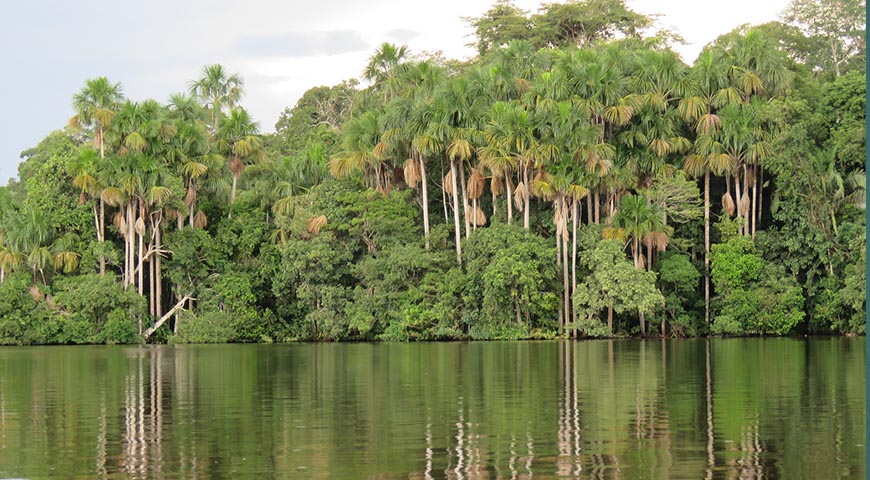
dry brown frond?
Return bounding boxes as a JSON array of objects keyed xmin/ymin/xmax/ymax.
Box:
[
  {"xmin": 722, "ymin": 193, "xmax": 736, "ymax": 217},
  {"xmin": 403, "ymin": 158, "xmax": 420, "ymax": 188},
  {"xmin": 490, "ymin": 175, "xmax": 503, "ymax": 196},
  {"xmin": 443, "ymin": 173, "xmax": 454, "ymax": 196},
  {"xmin": 513, "ymin": 182, "xmax": 526, "ymax": 211},
  {"xmin": 194, "ymin": 210, "xmax": 208, "ymax": 229},
  {"xmin": 307, "ymin": 215, "xmax": 328, "ymax": 234},
  {"xmin": 468, "ymin": 168, "xmax": 485, "ymax": 200}
]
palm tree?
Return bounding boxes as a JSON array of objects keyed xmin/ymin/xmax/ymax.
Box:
[
  {"xmin": 482, "ymin": 101, "xmax": 537, "ymax": 229},
  {"xmin": 165, "ymin": 104, "xmax": 218, "ymax": 228},
  {"xmin": 189, "ymin": 64, "xmax": 245, "ymax": 132},
  {"xmin": 679, "ymin": 48, "xmax": 735, "ymax": 326},
  {"xmin": 363, "ymin": 43, "xmax": 410, "ymax": 104},
  {"xmin": 4, "ymin": 208, "xmax": 74, "ymax": 285},
  {"xmin": 216, "ymin": 108, "xmax": 264, "ymax": 210},
  {"xmin": 71, "ymin": 77, "xmax": 124, "ymax": 159},
  {"xmin": 70, "ymin": 77, "xmax": 124, "ymax": 275},
  {"xmin": 329, "ymin": 110, "xmax": 385, "ymax": 189},
  {"xmin": 604, "ymin": 194, "xmax": 671, "ymax": 335}
]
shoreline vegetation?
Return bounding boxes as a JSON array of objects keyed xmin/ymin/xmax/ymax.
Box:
[{"xmin": 0, "ymin": 0, "xmax": 864, "ymax": 345}]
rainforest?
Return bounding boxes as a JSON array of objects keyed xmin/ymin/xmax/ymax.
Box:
[{"xmin": 0, "ymin": 0, "xmax": 865, "ymax": 345}]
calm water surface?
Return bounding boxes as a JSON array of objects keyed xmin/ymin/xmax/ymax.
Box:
[{"xmin": 0, "ymin": 338, "xmax": 864, "ymax": 479}]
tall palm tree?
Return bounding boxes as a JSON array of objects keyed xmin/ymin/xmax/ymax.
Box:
[
  {"xmin": 483, "ymin": 101, "xmax": 537, "ymax": 229},
  {"xmin": 216, "ymin": 108, "xmax": 264, "ymax": 210},
  {"xmin": 679, "ymin": 48, "xmax": 734, "ymax": 326},
  {"xmin": 189, "ymin": 64, "xmax": 245, "ymax": 132},
  {"xmin": 363, "ymin": 43, "xmax": 410, "ymax": 104},
  {"xmin": 604, "ymin": 194, "xmax": 671, "ymax": 335},
  {"xmin": 329, "ymin": 110, "xmax": 385, "ymax": 189},
  {"xmin": 70, "ymin": 77, "xmax": 124, "ymax": 275}
]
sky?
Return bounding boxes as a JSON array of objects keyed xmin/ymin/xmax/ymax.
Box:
[{"xmin": 1, "ymin": 0, "xmax": 791, "ymax": 185}]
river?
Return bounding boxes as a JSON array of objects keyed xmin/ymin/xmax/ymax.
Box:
[{"xmin": 0, "ymin": 338, "xmax": 864, "ymax": 479}]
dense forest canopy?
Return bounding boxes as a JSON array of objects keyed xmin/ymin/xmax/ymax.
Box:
[{"xmin": 0, "ymin": 0, "xmax": 864, "ymax": 344}]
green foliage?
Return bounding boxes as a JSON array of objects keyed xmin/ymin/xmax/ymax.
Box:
[
  {"xmin": 656, "ymin": 252, "xmax": 702, "ymax": 336},
  {"xmin": 573, "ymin": 239, "xmax": 664, "ymax": 336},
  {"xmin": 466, "ymin": 0, "xmax": 653, "ymax": 56},
  {"xmin": 711, "ymin": 238, "xmax": 805, "ymax": 335},
  {"xmin": 463, "ymin": 224, "xmax": 560, "ymax": 334},
  {"xmin": 51, "ymin": 274, "xmax": 146, "ymax": 344},
  {"xmin": 0, "ymin": 1, "xmax": 865, "ymax": 344}
]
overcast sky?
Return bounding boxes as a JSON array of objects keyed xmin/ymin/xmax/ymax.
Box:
[{"xmin": 1, "ymin": 0, "xmax": 791, "ymax": 184}]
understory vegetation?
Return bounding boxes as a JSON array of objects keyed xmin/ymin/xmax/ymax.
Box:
[{"xmin": 0, "ymin": 0, "xmax": 864, "ymax": 344}]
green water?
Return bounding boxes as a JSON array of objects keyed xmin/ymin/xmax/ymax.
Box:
[{"xmin": 0, "ymin": 338, "xmax": 864, "ymax": 479}]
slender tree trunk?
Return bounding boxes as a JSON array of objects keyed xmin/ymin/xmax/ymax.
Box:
[
  {"xmin": 492, "ymin": 190, "xmax": 497, "ymax": 220},
  {"xmin": 156, "ymin": 219, "xmax": 163, "ymax": 318},
  {"xmin": 742, "ymin": 165, "xmax": 750, "ymax": 235},
  {"xmin": 126, "ymin": 203, "xmax": 135, "ymax": 289},
  {"xmin": 98, "ymin": 198, "xmax": 106, "ymax": 276},
  {"xmin": 733, "ymin": 172, "xmax": 743, "ymax": 234},
  {"xmin": 725, "ymin": 174, "xmax": 732, "ymax": 216},
  {"xmin": 646, "ymin": 240, "xmax": 653, "ymax": 271},
  {"xmin": 594, "ymin": 188, "xmax": 600, "ymax": 224},
  {"xmin": 472, "ymin": 198, "xmax": 478, "ymax": 232},
  {"xmin": 751, "ymin": 165, "xmax": 757, "ymax": 238},
  {"xmin": 758, "ymin": 165, "xmax": 764, "ymax": 230},
  {"xmin": 420, "ymin": 157, "xmax": 430, "ymax": 251},
  {"xmin": 586, "ymin": 195, "xmax": 593, "ymax": 225},
  {"xmin": 459, "ymin": 160, "xmax": 470, "ymax": 239},
  {"xmin": 138, "ymin": 202, "xmax": 145, "ymax": 296},
  {"xmin": 561, "ymin": 199, "xmax": 570, "ymax": 336},
  {"xmin": 704, "ymin": 169, "xmax": 711, "ymax": 326},
  {"xmin": 229, "ymin": 173, "xmax": 238, "ymax": 218},
  {"xmin": 441, "ymin": 161, "xmax": 449, "ymax": 226},
  {"xmin": 523, "ymin": 163, "xmax": 530, "ymax": 230},
  {"xmin": 450, "ymin": 158, "xmax": 462, "ymax": 266},
  {"xmin": 174, "ymin": 291, "xmax": 181, "ymax": 334},
  {"xmin": 571, "ymin": 198, "xmax": 578, "ymax": 328},
  {"xmin": 632, "ymin": 237, "xmax": 640, "ymax": 269},
  {"xmin": 505, "ymin": 175, "xmax": 513, "ymax": 224},
  {"xmin": 556, "ymin": 213, "xmax": 563, "ymax": 333},
  {"xmin": 189, "ymin": 186, "xmax": 195, "ymax": 228},
  {"xmin": 607, "ymin": 306, "xmax": 613, "ymax": 335},
  {"xmin": 149, "ymin": 252, "xmax": 155, "ymax": 317}
]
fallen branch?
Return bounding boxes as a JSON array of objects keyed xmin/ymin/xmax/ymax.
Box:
[{"xmin": 143, "ymin": 295, "xmax": 193, "ymax": 339}]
